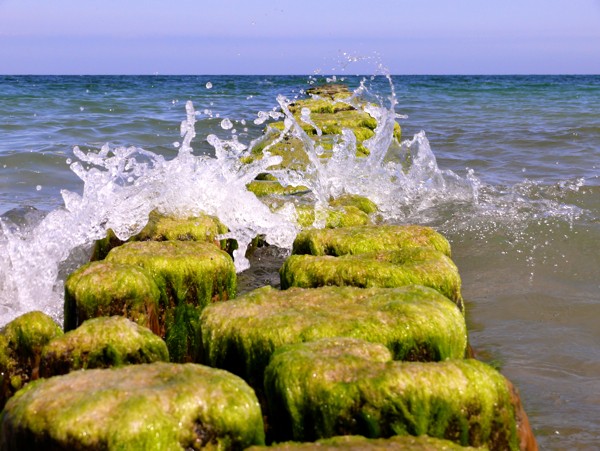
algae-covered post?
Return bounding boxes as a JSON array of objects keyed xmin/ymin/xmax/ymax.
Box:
[
  {"xmin": 105, "ymin": 240, "xmax": 236, "ymax": 363},
  {"xmin": 264, "ymin": 338, "xmax": 527, "ymax": 449},
  {"xmin": 0, "ymin": 311, "xmax": 62, "ymax": 410},
  {"xmin": 0, "ymin": 82, "xmax": 539, "ymax": 450},
  {"xmin": 0, "ymin": 362, "xmax": 265, "ymax": 450},
  {"xmin": 39, "ymin": 316, "xmax": 169, "ymax": 377},
  {"xmin": 200, "ymin": 285, "xmax": 467, "ymax": 388},
  {"xmin": 280, "ymin": 247, "xmax": 463, "ymax": 308}
]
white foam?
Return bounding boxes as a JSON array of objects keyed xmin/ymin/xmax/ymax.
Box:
[{"xmin": 0, "ymin": 100, "xmax": 297, "ymax": 326}]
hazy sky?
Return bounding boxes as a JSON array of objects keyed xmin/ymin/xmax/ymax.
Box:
[{"xmin": 1, "ymin": 0, "xmax": 599, "ymax": 74}]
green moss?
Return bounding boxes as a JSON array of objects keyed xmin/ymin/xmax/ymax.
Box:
[
  {"xmin": 329, "ymin": 195, "xmax": 378, "ymax": 215},
  {"xmin": 90, "ymin": 228, "xmax": 124, "ymax": 261},
  {"xmin": 296, "ymin": 205, "xmax": 371, "ymax": 229},
  {"xmin": 393, "ymin": 121, "xmax": 402, "ymax": 142},
  {"xmin": 200, "ymin": 286, "xmax": 466, "ymax": 389},
  {"xmin": 39, "ymin": 316, "xmax": 169, "ymax": 377},
  {"xmin": 0, "ymin": 311, "xmax": 63, "ymax": 409},
  {"xmin": 0, "ymin": 362, "xmax": 265, "ymax": 450},
  {"xmin": 280, "ymin": 248, "xmax": 463, "ymax": 310},
  {"xmin": 106, "ymin": 241, "xmax": 236, "ymax": 362},
  {"xmin": 64, "ymin": 261, "xmax": 161, "ymax": 333},
  {"xmin": 310, "ymin": 110, "xmax": 378, "ymax": 131},
  {"xmin": 288, "ymin": 97, "xmax": 354, "ymax": 115},
  {"xmin": 91, "ymin": 211, "xmax": 233, "ymax": 261},
  {"xmin": 134, "ymin": 210, "xmax": 230, "ymax": 248},
  {"xmin": 247, "ymin": 180, "xmax": 309, "ymax": 197},
  {"xmin": 244, "ymin": 86, "xmax": 402, "ymax": 170},
  {"xmin": 105, "ymin": 241, "xmax": 236, "ymax": 308},
  {"xmin": 248, "ymin": 434, "xmax": 478, "ymax": 450},
  {"xmin": 291, "ymin": 225, "xmax": 452, "ymax": 257},
  {"xmin": 304, "ymin": 84, "xmax": 352, "ymax": 100},
  {"xmin": 264, "ymin": 338, "xmax": 519, "ymax": 449}
]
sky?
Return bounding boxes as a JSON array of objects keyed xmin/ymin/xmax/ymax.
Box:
[{"xmin": 0, "ymin": 0, "xmax": 599, "ymax": 75}]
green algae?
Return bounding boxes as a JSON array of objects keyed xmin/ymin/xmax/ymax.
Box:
[
  {"xmin": 92, "ymin": 211, "xmax": 233, "ymax": 261},
  {"xmin": 90, "ymin": 228, "xmax": 125, "ymax": 261},
  {"xmin": 291, "ymin": 225, "xmax": 452, "ymax": 257},
  {"xmin": 39, "ymin": 316, "xmax": 169, "ymax": 377},
  {"xmin": 105, "ymin": 241, "xmax": 236, "ymax": 309},
  {"xmin": 295, "ymin": 205, "xmax": 371, "ymax": 229},
  {"xmin": 247, "ymin": 434, "xmax": 479, "ymax": 450},
  {"xmin": 264, "ymin": 338, "xmax": 518, "ymax": 449},
  {"xmin": 244, "ymin": 84, "xmax": 402, "ymax": 169},
  {"xmin": 200, "ymin": 286, "xmax": 467, "ymax": 389},
  {"xmin": 304, "ymin": 84, "xmax": 354, "ymax": 100},
  {"xmin": 64, "ymin": 260, "xmax": 161, "ymax": 333},
  {"xmin": 134, "ymin": 211, "xmax": 228, "ymax": 243},
  {"xmin": 0, "ymin": 362, "xmax": 265, "ymax": 450},
  {"xmin": 247, "ymin": 180, "xmax": 309, "ymax": 197},
  {"xmin": 0, "ymin": 311, "xmax": 63, "ymax": 409},
  {"xmin": 329, "ymin": 194, "xmax": 379, "ymax": 215},
  {"xmin": 105, "ymin": 241, "xmax": 236, "ymax": 362},
  {"xmin": 280, "ymin": 247, "xmax": 463, "ymax": 310}
]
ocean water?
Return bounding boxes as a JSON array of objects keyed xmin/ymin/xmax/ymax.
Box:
[{"xmin": 0, "ymin": 74, "xmax": 599, "ymax": 448}]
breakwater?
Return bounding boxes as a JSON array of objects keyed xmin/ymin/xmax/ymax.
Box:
[{"xmin": 0, "ymin": 83, "xmax": 539, "ymax": 449}]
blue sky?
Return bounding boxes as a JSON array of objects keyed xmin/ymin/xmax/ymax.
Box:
[{"xmin": 1, "ymin": 0, "xmax": 599, "ymax": 74}]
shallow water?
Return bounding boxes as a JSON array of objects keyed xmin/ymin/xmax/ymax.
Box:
[{"xmin": 0, "ymin": 74, "xmax": 599, "ymax": 448}]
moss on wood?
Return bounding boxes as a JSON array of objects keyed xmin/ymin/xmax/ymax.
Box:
[
  {"xmin": 0, "ymin": 311, "xmax": 62, "ymax": 409},
  {"xmin": 280, "ymin": 247, "xmax": 463, "ymax": 310},
  {"xmin": 200, "ymin": 286, "xmax": 466, "ymax": 389},
  {"xmin": 105, "ymin": 241, "xmax": 236, "ymax": 363},
  {"xmin": 264, "ymin": 338, "xmax": 519, "ymax": 449},
  {"xmin": 64, "ymin": 260, "xmax": 161, "ymax": 332},
  {"xmin": 291, "ymin": 225, "xmax": 451, "ymax": 257},
  {"xmin": 248, "ymin": 434, "xmax": 478, "ymax": 450},
  {"xmin": 0, "ymin": 362, "xmax": 265, "ymax": 450},
  {"xmin": 39, "ymin": 316, "xmax": 169, "ymax": 377},
  {"xmin": 91, "ymin": 211, "xmax": 233, "ymax": 261}
]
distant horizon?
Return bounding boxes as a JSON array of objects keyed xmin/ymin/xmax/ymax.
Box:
[
  {"xmin": 2, "ymin": 0, "xmax": 599, "ymax": 75},
  {"xmin": 2, "ymin": 73, "xmax": 599, "ymax": 77}
]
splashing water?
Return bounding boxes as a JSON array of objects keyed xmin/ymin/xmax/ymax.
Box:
[
  {"xmin": 0, "ymin": 74, "xmax": 591, "ymax": 327},
  {"xmin": 263, "ymin": 74, "xmax": 479, "ymax": 226},
  {"xmin": 0, "ymin": 100, "xmax": 297, "ymax": 325}
]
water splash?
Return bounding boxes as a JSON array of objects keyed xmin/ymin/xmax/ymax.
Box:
[
  {"xmin": 0, "ymin": 100, "xmax": 297, "ymax": 325},
  {"xmin": 0, "ymin": 74, "xmax": 592, "ymax": 328},
  {"xmin": 263, "ymin": 74, "xmax": 478, "ymax": 225}
]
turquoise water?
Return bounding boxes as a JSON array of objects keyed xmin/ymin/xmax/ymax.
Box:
[{"xmin": 1, "ymin": 75, "xmax": 599, "ymax": 448}]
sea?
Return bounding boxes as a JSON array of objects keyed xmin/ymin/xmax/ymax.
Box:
[{"xmin": 0, "ymin": 74, "xmax": 599, "ymax": 449}]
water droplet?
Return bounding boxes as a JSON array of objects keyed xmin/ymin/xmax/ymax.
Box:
[
  {"xmin": 79, "ymin": 106, "xmax": 84, "ymax": 112},
  {"xmin": 254, "ymin": 111, "xmax": 269, "ymax": 125},
  {"xmin": 66, "ymin": 158, "xmax": 72, "ymax": 165},
  {"xmin": 173, "ymin": 142, "xmax": 181, "ymax": 148},
  {"xmin": 206, "ymin": 82, "xmax": 213, "ymax": 89},
  {"xmin": 36, "ymin": 185, "xmax": 42, "ymax": 191}
]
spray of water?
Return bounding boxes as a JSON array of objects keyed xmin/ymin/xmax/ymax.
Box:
[
  {"xmin": 264, "ymin": 73, "xmax": 478, "ymax": 226},
  {"xmin": 0, "ymin": 70, "xmax": 590, "ymax": 327},
  {"xmin": 0, "ymin": 100, "xmax": 298, "ymax": 325}
]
